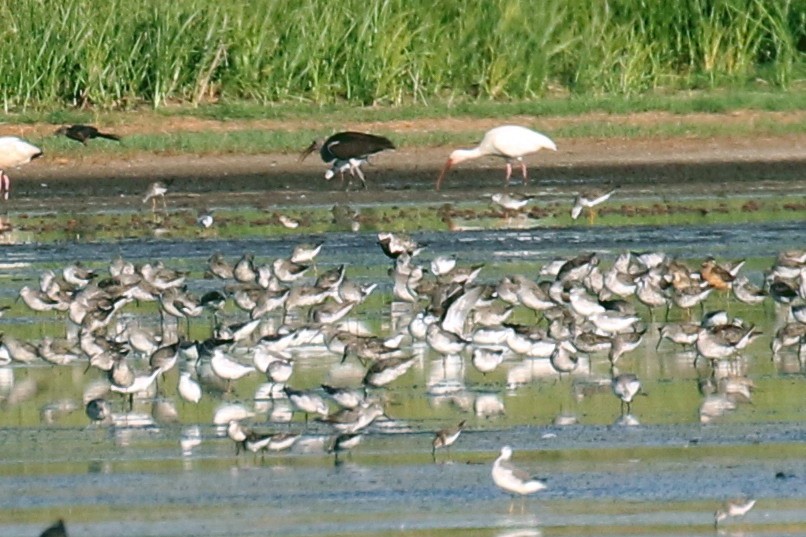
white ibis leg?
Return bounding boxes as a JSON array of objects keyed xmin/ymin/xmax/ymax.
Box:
[
  {"xmin": 161, "ymin": 194, "xmax": 167, "ymax": 211},
  {"xmin": 520, "ymin": 160, "xmax": 528, "ymax": 184},
  {"xmin": 504, "ymin": 162, "xmax": 513, "ymax": 185}
]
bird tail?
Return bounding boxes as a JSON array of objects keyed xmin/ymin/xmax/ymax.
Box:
[{"xmin": 98, "ymin": 132, "xmax": 122, "ymax": 142}]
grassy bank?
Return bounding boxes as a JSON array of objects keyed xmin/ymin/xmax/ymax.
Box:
[
  {"xmin": 1, "ymin": 0, "xmax": 803, "ymax": 110},
  {"xmin": 6, "ymin": 90, "xmax": 806, "ymax": 158}
]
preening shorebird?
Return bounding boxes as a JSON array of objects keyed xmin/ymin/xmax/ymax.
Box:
[
  {"xmin": 300, "ymin": 131, "xmax": 395, "ymax": 189},
  {"xmin": 491, "ymin": 445, "xmax": 546, "ymax": 511},
  {"xmin": 436, "ymin": 125, "xmax": 556, "ymax": 191}
]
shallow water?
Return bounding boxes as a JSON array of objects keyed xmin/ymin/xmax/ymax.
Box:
[{"xmin": 0, "ymin": 173, "xmax": 805, "ymax": 537}]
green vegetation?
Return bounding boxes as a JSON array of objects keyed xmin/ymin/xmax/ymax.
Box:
[{"xmin": 1, "ymin": 0, "xmax": 803, "ymax": 110}]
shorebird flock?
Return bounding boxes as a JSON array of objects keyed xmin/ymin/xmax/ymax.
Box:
[{"xmin": 2, "ymin": 228, "xmax": 804, "ymax": 518}]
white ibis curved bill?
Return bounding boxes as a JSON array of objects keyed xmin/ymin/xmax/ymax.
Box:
[
  {"xmin": 300, "ymin": 131, "xmax": 395, "ymax": 189},
  {"xmin": 435, "ymin": 125, "xmax": 556, "ymax": 191},
  {"xmin": 0, "ymin": 136, "xmax": 43, "ymax": 200}
]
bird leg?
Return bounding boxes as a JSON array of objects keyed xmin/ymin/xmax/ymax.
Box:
[
  {"xmin": 504, "ymin": 162, "xmax": 513, "ymax": 185},
  {"xmin": 353, "ymin": 165, "xmax": 367, "ymax": 190},
  {"xmin": 519, "ymin": 160, "xmax": 528, "ymax": 184}
]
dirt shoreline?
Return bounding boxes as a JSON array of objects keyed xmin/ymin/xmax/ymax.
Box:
[{"xmin": 4, "ymin": 126, "xmax": 804, "ymax": 209}]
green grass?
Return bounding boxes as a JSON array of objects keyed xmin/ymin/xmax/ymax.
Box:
[
  {"xmin": 0, "ymin": 0, "xmax": 803, "ymax": 110},
  {"xmin": 11, "ymin": 89, "xmax": 806, "ymax": 158}
]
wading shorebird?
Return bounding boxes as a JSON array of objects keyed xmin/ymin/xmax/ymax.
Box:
[
  {"xmin": 143, "ymin": 181, "xmax": 168, "ymax": 213},
  {"xmin": 571, "ymin": 186, "xmax": 619, "ymax": 224},
  {"xmin": 436, "ymin": 125, "xmax": 556, "ymax": 191},
  {"xmin": 300, "ymin": 131, "xmax": 395, "ymax": 189},
  {"xmin": 432, "ymin": 420, "xmax": 466, "ymax": 461},
  {"xmin": 611, "ymin": 373, "xmax": 643, "ymax": 415}
]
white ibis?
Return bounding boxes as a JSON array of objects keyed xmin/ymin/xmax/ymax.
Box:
[
  {"xmin": 436, "ymin": 125, "xmax": 556, "ymax": 191},
  {"xmin": 0, "ymin": 136, "xmax": 43, "ymax": 200},
  {"xmin": 300, "ymin": 131, "xmax": 395, "ymax": 189}
]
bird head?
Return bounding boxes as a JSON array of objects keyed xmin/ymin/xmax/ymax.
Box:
[
  {"xmin": 299, "ymin": 140, "xmax": 321, "ymax": 162},
  {"xmin": 499, "ymin": 445, "xmax": 513, "ymax": 459},
  {"xmin": 435, "ymin": 150, "xmax": 468, "ymax": 191}
]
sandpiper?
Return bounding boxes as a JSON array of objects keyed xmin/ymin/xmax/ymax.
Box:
[
  {"xmin": 321, "ymin": 384, "xmax": 364, "ymax": 410},
  {"xmin": 471, "ymin": 347, "xmax": 506, "ymax": 374},
  {"xmin": 611, "ymin": 373, "xmax": 643, "ymax": 414},
  {"xmin": 283, "ymin": 386, "xmax": 329, "ymax": 423},
  {"xmin": 227, "ymin": 419, "xmax": 249, "ymax": 455},
  {"xmin": 432, "ymin": 420, "xmax": 466, "ymax": 461},
  {"xmin": 210, "ymin": 347, "xmax": 256, "ymax": 389},
  {"xmin": 110, "ymin": 367, "xmax": 161, "ymax": 409},
  {"xmin": 178, "ymin": 371, "xmax": 202, "ymax": 404},
  {"xmin": 491, "ymin": 192, "xmax": 535, "ymax": 212},
  {"xmin": 320, "ymin": 402, "xmax": 385, "ymax": 434},
  {"xmin": 143, "ymin": 181, "xmax": 168, "ymax": 213},
  {"xmin": 700, "ymin": 257, "xmax": 737, "ymax": 291},
  {"xmin": 362, "ymin": 355, "xmax": 417, "ymax": 388}
]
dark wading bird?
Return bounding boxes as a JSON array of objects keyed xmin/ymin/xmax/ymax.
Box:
[
  {"xmin": 300, "ymin": 131, "xmax": 395, "ymax": 190},
  {"xmin": 55, "ymin": 124, "xmax": 121, "ymax": 145}
]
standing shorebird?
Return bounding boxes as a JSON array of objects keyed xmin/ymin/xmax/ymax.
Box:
[
  {"xmin": 491, "ymin": 192, "xmax": 535, "ymax": 212},
  {"xmin": 492, "ymin": 446, "xmax": 546, "ymax": 511},
  {"xmin": 435, "ymin": 125, "xmax": 556, "ymax": 191},
  {"xmin": 611, "ymin": 373, "xmax": 643, "ymax": 415},
  {"xmin": 0, "ymin": 136, "xmax": 43, "ymax": 200},
  {"xmin": 571, "ymin": 186, "xmax": 619, "ymax": 224},
  {"xmin": 143, "ymin": 181, "xmax": 168, "ymax": 213},
  {"xmin": 432, "ymin": 420, "xmax": 466, "ymax": 461},
  {"xmin": 55, "ymin": 124, "xmax": 121, "ymax": 145},
  {"xmin": 300, "ymin": 131, "xmax": 395, "ymax": 189}
]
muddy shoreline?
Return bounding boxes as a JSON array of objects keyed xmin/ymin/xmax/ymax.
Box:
[{"xmin": 9, "ymin": 136, "xmax": 806, "ymax": 205}]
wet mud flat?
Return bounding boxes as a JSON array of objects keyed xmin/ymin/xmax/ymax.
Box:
[
  {"xmin": 9, "ymin": 134, "xmax": 806, "ymax": 203},
  {"xmin": 0, "ymin": 142, "xmax": 805, "ymax": 537}
]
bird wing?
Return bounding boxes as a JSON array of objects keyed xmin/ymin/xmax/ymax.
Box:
[
  {"xmin": 325, "ymin": 133, "xmax": 395, "ymax": 160},
  {"xmin": 440, "ymin": 285, "xmax": 483, "ymax": 336}
]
